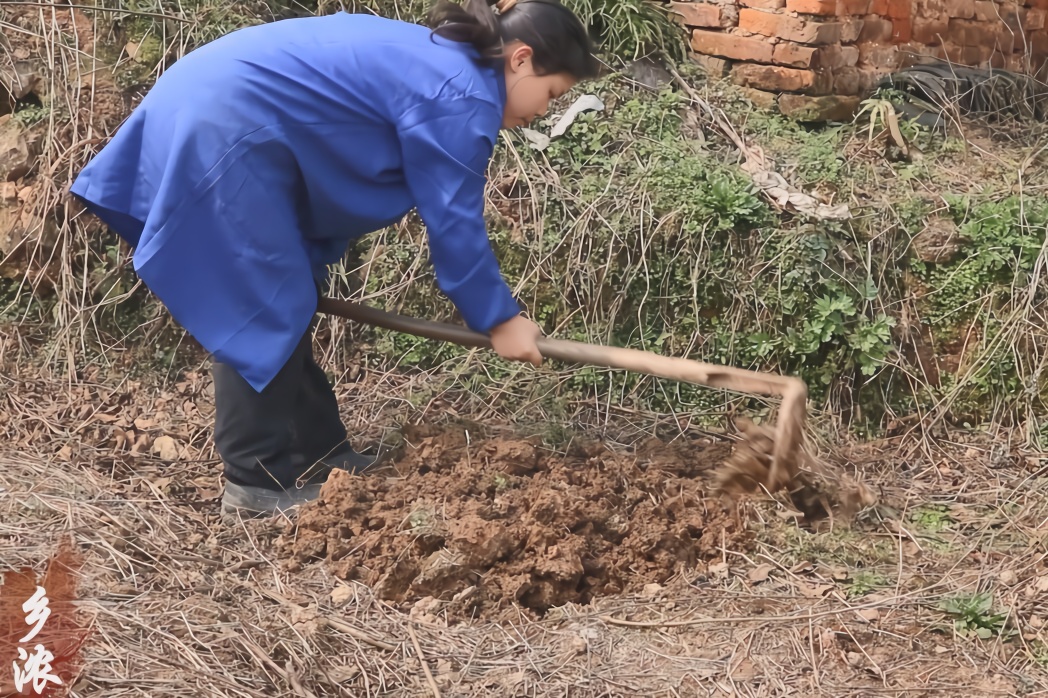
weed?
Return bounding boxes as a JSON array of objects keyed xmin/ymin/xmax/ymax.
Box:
[
  {"xmin": 938, "ymin": 592, "xmax": 1011, "ymax": 640},
  {"xmin": 492, "ymin": 473, "xmax": 516, "ymax": 492},
  {"xmin": 911, "ymin": 504, "xmax": 954, "ymax": 533},
  {"xmin": 845, "ymin": 570, "xmax": 890, "ymax": 598}
]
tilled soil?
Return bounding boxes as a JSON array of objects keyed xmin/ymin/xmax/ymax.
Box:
[{"xmin": 282, "ymin": 425, "xmax": 750, "ymax": 617}]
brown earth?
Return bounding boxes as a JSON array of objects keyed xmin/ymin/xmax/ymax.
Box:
[{"xmin": 282, "ymin": 424, "xmax": 750, "ymax": 617}]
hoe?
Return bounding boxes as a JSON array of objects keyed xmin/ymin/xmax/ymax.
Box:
[{"xmin": 318, "ymin": 297, "xmax": 809, "ymax": 495}]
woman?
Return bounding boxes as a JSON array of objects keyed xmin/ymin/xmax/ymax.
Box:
[{"xmin": 69, "ymin": 0, "xmax": 598, "ymax": 515}]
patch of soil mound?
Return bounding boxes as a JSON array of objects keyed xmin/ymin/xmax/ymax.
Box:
[{"xmin": 282, "ymin": 425, "xmax": 749, "ymax": 616}]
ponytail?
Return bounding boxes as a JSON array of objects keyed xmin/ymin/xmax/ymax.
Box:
[
  {"xmin": 428, "ymin": 0, "xmax": 503, "ymax": 59},
  {"xmin": 429, "ymin": 0, "xmax": 599, "ymax": 80}
]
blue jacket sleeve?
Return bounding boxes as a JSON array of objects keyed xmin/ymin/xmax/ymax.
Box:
[{"xmin": 396, "ymin": 96, "xmax": 521, "ymax": 333}]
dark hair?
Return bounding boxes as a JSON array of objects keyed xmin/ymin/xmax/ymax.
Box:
[{"xmin": 428, "ymin": 0, "xmax": 599, "ymax": 80}]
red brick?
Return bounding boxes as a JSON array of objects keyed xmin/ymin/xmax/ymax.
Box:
[
  {"xmin": 778, "ymin": 93, "xmax": 862, "ymax": 120},
  {"xmin": 893, "ymin": 17, "xmax": 912, "ymax": 41},
  {"xmin": 691, "ymin": 53, "xmax": 732, "ymax": 77},
  {"xmin": 1002, "ymin": 3, "xmax": 1023, "ymax": 28},
  {"xmin": 788, "ymin": 0, "xmax": 838, "ymax": 14},
  {"xmin": 841, "ymin": 16, "xmax": 866, "ymax": 40},
  {"xmin": 887, "ymin": 0, "xmax": 912, "ymax": 18},
  {"xmin": 731, "ymin": 63, "xmax": 834, "ymax": 92},
  {"xmin": 960, "ymin": 43, "xmax": 995, "ymax": 63},
  {"xmin": 1033, "ymin": 29, "xmax": 1048, "ymax": 54},
  {"xmin": 933, "ymin": 42, "xmax": 963, "ymax": 61},
  {"xmin": 916, "ymin": 0, "xmax": 947, "ymax": 17},
  {"xmin": 832, "ymin": 66, "xmax": 863, "ymax": 94},
  {"xmin": 740, "ymin": 0, "xmax": 787, "ymax": 8},
  {"xmin": 947, "ymin": 0, "xmax": 976, "ymax": 18},
  {"xmin": 949, "ymin": 18, "xmax": 1015, "ymax": 49},
  {"xmin": 859, "ymin": 16, "xmax": 895, "ymax": 41},
  {"xmin": 870, "ymin": 0, "xmax": 889, "ymax": 13},
  {"xmin": 913, "ymin": 16, "xmax": 950, "ymax": 43},
  {"xmin": 671, "ymin": 2, "xmax": 723, "ymax": 28},
  {"xmin": 774, "ymin": 42, "xmax": 854, "ymax": 67},
  {"xmin": 973, "ymin": 0, "xmax": 998, "ymax": 20},
  {"xmin": 738, "ymin": 8, "xmax": 843, "ymax": 43},
  {"xmin": 894, "ymin": 44, "xmax": 926, "ymax": 67},
  {"xmin": 859, "ymin": 43, "xmax": 901, "ymax": 67},
  {"xmin": 691, "ymin": 29, "xmax": 776, "ymax": 63},
  {"xmin": 836, "ymin": 0, "xmax": 871, "ymax": 14},
  {"xmin": 732, "ymin": 64, "xmax": 815, "ymax": 91},
  {"xmin": 740, "ymin": 87, "xmax": 780, "ymax": 110},
  {"xmin": 773, "ymin": 42, "xmax": 820, "ymax": 66},
  {"xmin": 1029, "ymin": 7, "xmax": 1047, "ymax": 29}
]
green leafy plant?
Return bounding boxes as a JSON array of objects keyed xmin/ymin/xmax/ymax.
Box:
[
  {"xmin": 565, "ymin": 0, "xmax": 686, "ymax": 61},
  {"xmin": 845, "ymin": 570, "xmax": 889, "ymax": 598},
  {"xmin": 911, "ymin": 504, "xmax": 953, "ymax": 533},
  {"xmin": 938, "ymin": 592, "xmax": 1010, "ymax": 639}
]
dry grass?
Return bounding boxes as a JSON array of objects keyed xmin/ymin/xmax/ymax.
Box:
[{"xmin": 3, "ymin": 345, "xmax": 1048, "ymax": 696}]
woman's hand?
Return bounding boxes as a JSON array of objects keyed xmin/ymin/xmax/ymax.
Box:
[{"xmin": 490, "ymin": 314, "xmax": 543, "ymax": 367}]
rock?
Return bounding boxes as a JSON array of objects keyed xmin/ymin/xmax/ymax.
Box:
[
  {"xmin": 0, "ymin": 115, "xmax": 33, "ymax": 181},
  {"xmin": 641, "ymin": 582, "xmax": 664, "ymax": 597},
  {"xmin": 778, "ymin": 94, "xmax": 862, "ymax": 122},
  {"xmin": 627, "ymin": 57, "xmax": 673, "ymax": 90},
  {"xmin": 0, "ymin": 60, "xmax": 44, "ymax": 103},
  {"xmin": 912, "ymin": 218, "xmax": 967, "ymax": 264}
]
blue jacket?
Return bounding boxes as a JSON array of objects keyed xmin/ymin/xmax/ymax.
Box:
[{"xmin": 70, "ymin": 13, "xmax": 521, "ymax": 391}]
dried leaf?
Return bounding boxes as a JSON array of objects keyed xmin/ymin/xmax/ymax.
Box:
[
  {"xmin": 747, "ymin": 564, "xmax": 774, "ymax": 584},
  {"xmin": 729, "ymin": 658, "xmax": 756, "ymax": 680},
  {"xmin": 328, "ymin": 666, "xmax": 360, "ymax": 683},
  {"xmin": 134, "ymin": 418, "xmax": 156, "ymax": 430},
  {"xmin": 331, "ymin": 585, "xmax": 354, "ymax": 605},
  {"xmin": 152, "ymin": 435, "xmax": 179, "ymax": 461},
  {"xmin": 790, "ymin": 560, "xmax": 814, "ymax": 575},
  {"xmin": 856, "ymin": 608, "xmax": 880, "ymax": 622},
  {"xmin": 797, "ymin": 582, "xmax": 834, "ymax": 598}
]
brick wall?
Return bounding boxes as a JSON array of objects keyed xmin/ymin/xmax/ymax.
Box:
[{"xmin": 673, "ymin": 0, "xmax": 1048, "ymax": 119}]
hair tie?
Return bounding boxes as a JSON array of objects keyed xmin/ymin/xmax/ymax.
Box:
[{"xmin": 496, "ymin": 0, "xmax": 518, "ymax": 13}]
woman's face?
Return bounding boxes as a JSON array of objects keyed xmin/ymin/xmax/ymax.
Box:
[{"xmin": 502, "ymin": 43, "xmax": 575, "ymax": 129}]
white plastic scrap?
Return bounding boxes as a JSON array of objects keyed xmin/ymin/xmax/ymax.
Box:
[{"xmin": 522, "ymin": 94, "xmax": 605, "ymax": 151}]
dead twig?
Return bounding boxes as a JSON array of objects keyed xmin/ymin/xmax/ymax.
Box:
[{"xmin": 408, "ymin": 624, "xmax": 442, "ymax": 698}]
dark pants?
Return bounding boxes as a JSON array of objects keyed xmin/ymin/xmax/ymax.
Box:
[{"xmin": 212, "ymin": 327, "xmax": 349, "ymax": 489}]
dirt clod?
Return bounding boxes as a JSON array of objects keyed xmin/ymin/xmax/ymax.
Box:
[
  {"xmin": 284, "ymin": 425, "xmax": 748, "ymax": 617},
  {"xmin": 714, "ymin": 419, "xmax": 877, "ymax": 521}
]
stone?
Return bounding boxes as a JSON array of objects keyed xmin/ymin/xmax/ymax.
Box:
[{"xmin": 0, "ymin": 116, "xmax": 32, "ymax": 182}]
